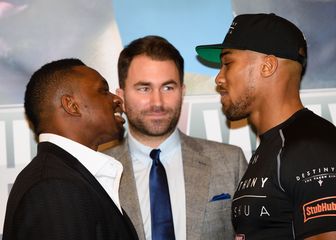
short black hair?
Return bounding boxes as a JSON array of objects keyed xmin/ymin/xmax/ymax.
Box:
[
  {"xmin": 24, "ymin": 58, "xmax": 85, "ymax": 135},
  {"xmin": 118, "ymin": 35, "xmax": 184, "ymax": 89}
]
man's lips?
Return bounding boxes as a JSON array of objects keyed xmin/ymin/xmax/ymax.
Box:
[
  {"xmin": 139, "ymin": 111, "xmax": 167, "ymax": 121},
  {"xmin": 114, "ymin": 112, "xmax": 125, "ymax": 124},
  {"xmin": 145, "ymin": 110, "xmax": 167, "ymax": 116},
  {"xmin": 218, "ymin": 88, "xmax": 228, "ymax": 96},
  {"xmin": 113, "ymin": 106, "xmax": 125, "ymax": 124},
  {"xmin": 112, "ymin": 99, "xmax": 125, "ymax": 124}
]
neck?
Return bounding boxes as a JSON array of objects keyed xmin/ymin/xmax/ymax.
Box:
[
  {"xmin": 45, "ymin": 127, "xmax": 102, "ymax": 151},
  {"xmin": 250, "ymin": 68, "xmax": 304, "ymax": 135},
  {"xmin": 249, "ymin": 100, "xmax": 304, "ymax": 135},
  {"xmin": 128, "ymin": 128, "xmax": 175, "ymax": 149}
]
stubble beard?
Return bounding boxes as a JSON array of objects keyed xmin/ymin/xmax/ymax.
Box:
[
  {"xmin": 126, "ymin": 103, "xmax": 182, "ymax": 138},
  {"xmin": 223, "ymin": 78, "xmax": 255, "ymax": 121},
  {"xmin": 223, "ymin": 97, "xmax": 251, "ymax": 121}
]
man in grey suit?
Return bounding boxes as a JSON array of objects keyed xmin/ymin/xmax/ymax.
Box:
[{"xmin": 104, "ymin": 35, "xmax": 247, "ymax": 239}]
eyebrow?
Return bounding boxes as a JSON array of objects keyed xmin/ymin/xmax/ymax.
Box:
[
  {"xmin": 101, "ymin": 78, "xmax": 109, "ymax": 87},
  {"xmin": 134, "ymin": 79, "xmax": 179, "ymax": 86},
  {"xmin": 162, "ymin": 79, "xmax": 179, "ymax": 85}
]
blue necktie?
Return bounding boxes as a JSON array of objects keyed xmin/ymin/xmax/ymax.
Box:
[{"xmin": 149, "ymin": 149, "xmax": 175, "ymax": 240}]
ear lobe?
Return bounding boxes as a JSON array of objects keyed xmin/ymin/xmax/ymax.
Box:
[
  {"xmin": 61, "ymin": 95, "xmax": 81, "ymax": 116},
  {"xmin": 116, "ymin": 88, "xmax": 126, "ymax": 112},
  {"xmin": 261, "ymin": 55, "xmax": 278, "ymax": 77},
  {"xmin": 116, "ymin": 88, "xmax": 124, "ymax": 100}
]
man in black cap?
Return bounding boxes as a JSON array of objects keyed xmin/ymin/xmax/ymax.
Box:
[{"xmin": 196, "ymin": 13, "xmax": 336, "ymax": 239}]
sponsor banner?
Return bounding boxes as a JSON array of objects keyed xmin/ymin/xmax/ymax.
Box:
[{"xmin": 303, "ymin": 196, "xmax": 336, "ymax": 223}]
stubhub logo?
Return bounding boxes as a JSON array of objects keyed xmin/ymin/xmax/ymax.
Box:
[{"xmin": 303, "ymin": 196, "xmax": 336, "ymax": 223}]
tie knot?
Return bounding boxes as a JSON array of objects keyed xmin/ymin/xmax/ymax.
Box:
[{"xmin": 150, "ymin": 149, "xmax": 161, "ymax": 165}]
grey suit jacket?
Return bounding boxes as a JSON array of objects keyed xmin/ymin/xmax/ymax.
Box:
[{"xmin": 104, "ymin": 131, "xmax": 247, "ymax": 240}]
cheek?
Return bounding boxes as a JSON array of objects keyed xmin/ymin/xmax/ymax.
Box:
[
  {"xmin": 124, "ymin": 94, "xmax": 149, "ymax": 111},
  {"xmin": 162, "ymin": 93, "xmax": 182, "ymax": 109},
  {"xmin": 169, "ymin": 95, "xmax": 182, "ymax": 108},
  {"xmin": 227, "ymin": 81, "xmax": 246, "ymax": 101},
  {"xmin": 226, "ymin": 67, "xmax": 248, "ymax": 90}
]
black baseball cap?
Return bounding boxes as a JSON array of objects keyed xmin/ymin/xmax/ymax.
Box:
[{"xmin": 195, "ymin": 13, "xmax": 307, "ymax": 67}]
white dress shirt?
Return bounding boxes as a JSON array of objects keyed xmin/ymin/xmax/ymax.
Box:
[
  {"xmin": 39, "ymin": 133, "xmax": 123, "ymax": 213},
  {"xmin": 128, "ymin": 129, "xmax": 186, "ymax": 240}
]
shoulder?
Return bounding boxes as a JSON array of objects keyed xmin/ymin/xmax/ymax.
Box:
[
  {"xmin": 4, "ymin": 178, "xmax": 100, "ymax": 239},
  {"xmin": 6, "ymin": 177, "xmax": 94, "ymax": 224},
  {"xmin": 279, "ymin": 111, "xmax": 336, "ymax": 189},
  {"xmin": 179, "ymin": 132, "xmax": 247, "ymax": 192},
  {"xmin": 11, "ymin": 165, "xmax": 91, "ymax": 200},
  {"xmin": 281, "ymin": 110, "xmax": 336, "ymax": 155},
  {"xmin": 179, "ymin": 131, "xmax": 244, "ymax": 155},
  {"xmin": 102, "ymin": 140, "xmax": 128, "ymax": 158},
  {"xmin": 282, "ymin": 109, "xmax": 336, "ymax": 140},
  {"xmin": 179, "ymin": 131, "xmax": 247, "ymax": 175},
  {"xmin": 11, "ymin": 145, "xmax": 95, "ymax": 202},
  {"xmin": 25, "ymin": 178, "xmax": 92, "ymax": 199}
]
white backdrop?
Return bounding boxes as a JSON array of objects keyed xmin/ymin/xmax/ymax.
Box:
[{"xmin": 1, "ymin": 0, "xmax": 336, "ymax": 237}]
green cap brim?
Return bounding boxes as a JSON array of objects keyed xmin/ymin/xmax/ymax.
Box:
[{"xmin": 195, "ymin": 44, "xmax": 224, "ymax": 64}]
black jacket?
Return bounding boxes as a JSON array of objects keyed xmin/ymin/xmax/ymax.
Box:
[{"xmin": 3, "ymin": 142, "xmax": 138, "ymax": 240}]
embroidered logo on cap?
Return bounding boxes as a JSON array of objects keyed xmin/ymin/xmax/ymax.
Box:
[{"xmin": 229, "ymin": 21, "xmax": 237, "ymax": 34}]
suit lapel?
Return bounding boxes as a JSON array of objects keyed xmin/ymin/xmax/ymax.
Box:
[
  {"xmin": 38, "ymin": 142, "xmax": 139, "ymax": 239},
  {"xmin": 111, "ymin": 142, "xmax": 146, "ymax": 240},
  {"xmin": 106, "ymin": 133, "xmax": 212, "ymax": 239},
  {"xmin": 69, "ymin": 144, "xmax": 139, "ymax": 239},
  {"xmin": 180, "ymin": 132, "xmax": 211, "ymax": 240},
  {"xmin": 39, "ymin": 143, "xmax": 113, "ymax": 205}
]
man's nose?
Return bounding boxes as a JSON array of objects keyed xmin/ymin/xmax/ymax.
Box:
[
  {"xmin": 150, "ymin": 89, "xmax": 163, "ymax": 106},
  {"xmin": 215, "ymin": 68, "xmax": 225, "ymax": 86},
  {"xmin": 112, "ymin": 94, "xmax": 124, "ymax": 110}
]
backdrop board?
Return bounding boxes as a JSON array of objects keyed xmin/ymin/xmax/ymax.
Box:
[{"xmin": 0, "ymin": 0, "xmax": 335, "ymax": 237}]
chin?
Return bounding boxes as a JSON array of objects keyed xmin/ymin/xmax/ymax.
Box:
[
  {"xmin": 223, "ymin": 110, "xmax": 247, "ymax": 121},
  {"xmin": 146, "ymin": 126, "xmax": 175, "ymax": 137}
]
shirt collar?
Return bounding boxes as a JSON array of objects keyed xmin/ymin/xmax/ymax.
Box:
[
  {"xmin": 127, "ymin": 129, "xmax": 181, "ymax": 164},
  {"xmin": 39, "ymin": 133, "xmax": 122, "ymax": 177}
]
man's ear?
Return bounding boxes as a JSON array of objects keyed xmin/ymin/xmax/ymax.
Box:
[
  {"xmin": 261, "ymin": 55, "xmax": 278, "ymax": 78},
  {"xmin": 116, "ymin": 88, "xmax": 124, "ymax": 100},
  {"xmin": 61, "ymin": 95, "xmax": 81, "ymax": 116},
  {"xmin": 116, "ymin": 88, "xmax": 126, "ymax": 112}
]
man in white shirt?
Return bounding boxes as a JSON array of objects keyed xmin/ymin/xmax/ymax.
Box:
[
  {"xmin": 105, "ymin": 35, "xmax": 247, "ymax": 240},
  {"xmin": 2, "ymin": 58, "xmax": 138, "ymax": 240}
]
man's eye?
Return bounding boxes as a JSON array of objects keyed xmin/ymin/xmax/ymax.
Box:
[
  {"xmin": 100, "ymin": 88, "xmax": 110, "ymax": 94},
  {"xmin": 162, "ymin": 85, "xmax": 174, "ymax": 91},
  {"xmin": 137, "ymin": 86, "xmax": 150, "ymax": 92}
]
